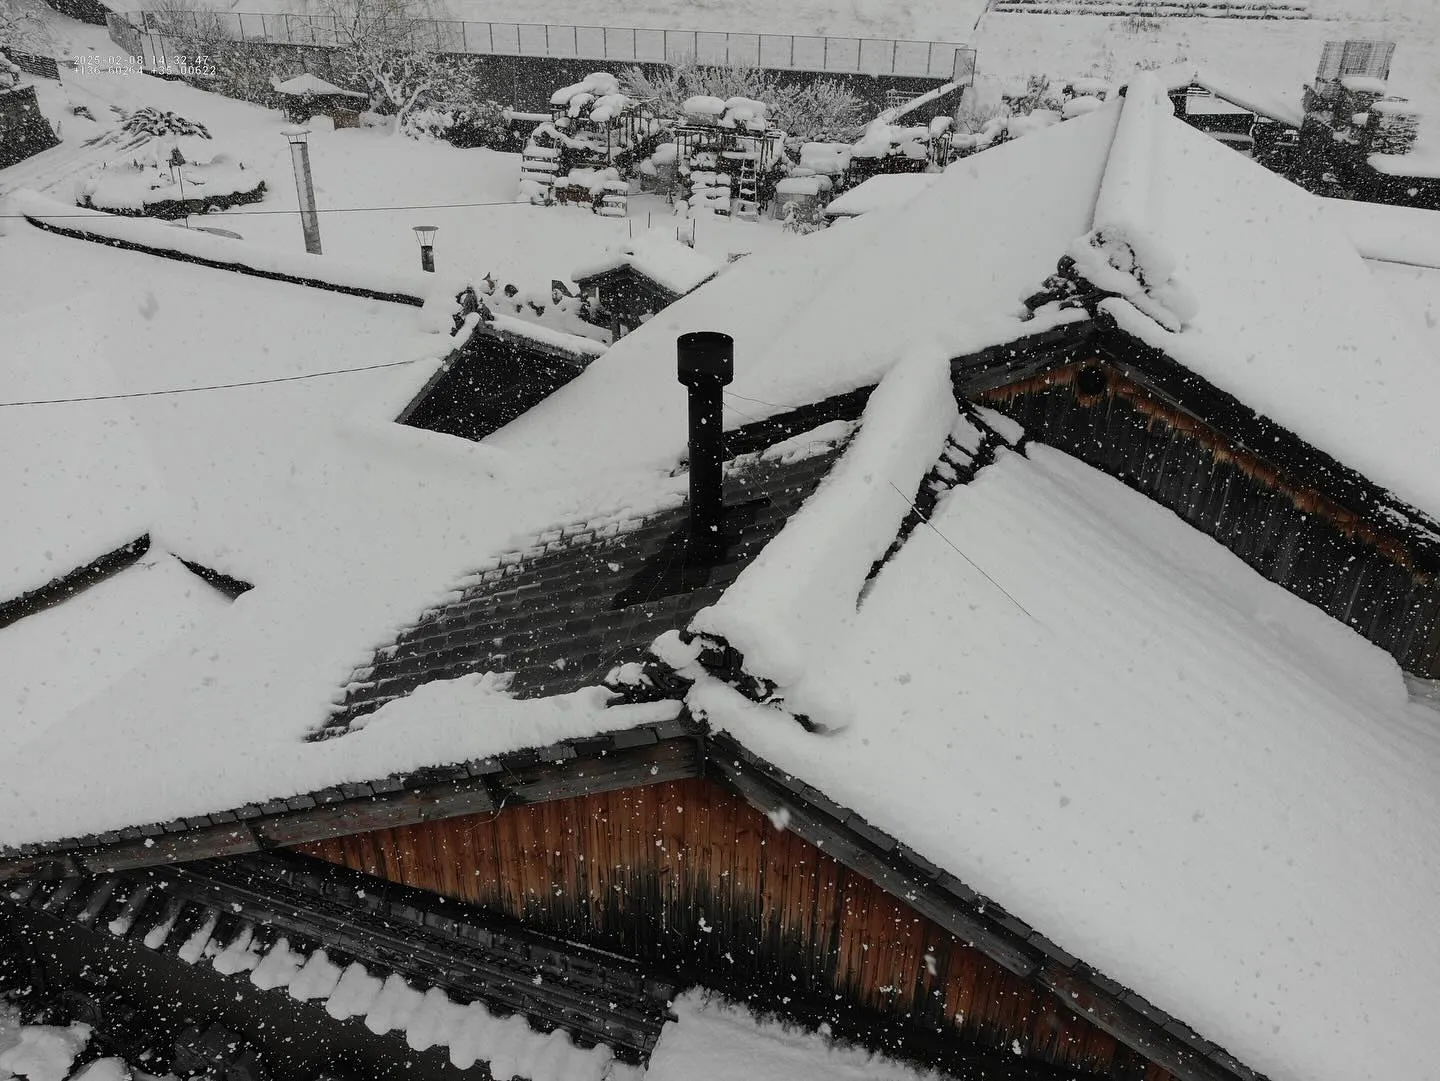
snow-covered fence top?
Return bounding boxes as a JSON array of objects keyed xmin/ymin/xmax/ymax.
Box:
[
  {"xmin": 117, "ymin": 11, "xmax": 976, "ymax": 81},
  {"xmin": 10, "ymin": 190, "xmax": 467, "ymax": 310}
]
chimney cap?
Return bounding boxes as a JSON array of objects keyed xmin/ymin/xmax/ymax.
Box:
[{"xmin": 677, "ymin": 331, "xmax": 734, "ymax": 387}]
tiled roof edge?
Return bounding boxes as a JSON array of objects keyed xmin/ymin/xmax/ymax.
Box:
[
  {"xmin": 0, "ymin": 535, "xmax": 151, "ymax": 632},
  {"xmin": 0, "ymin": 719, "xmax": 702, "ymax": 882}
]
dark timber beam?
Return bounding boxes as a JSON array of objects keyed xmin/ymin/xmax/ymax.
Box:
[{"xmin": 0, "ymin": 734, "xmax": 703, "ymax": 885}]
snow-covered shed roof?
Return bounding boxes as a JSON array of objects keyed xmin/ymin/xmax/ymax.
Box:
[
  {"xmin": 822, "ymin": 172, "xmax": 936, "ymax": 218},
  {"xmin": 4, "ymin": 81, "xmax": 1440, "ymax": 1081},
  {"xmin": 571, "ymin": 234, "xmax": 720, "ymax": 297},
  {"xmin": 271, "ymin": 73, "xmax": 366, "ymax": 99}
]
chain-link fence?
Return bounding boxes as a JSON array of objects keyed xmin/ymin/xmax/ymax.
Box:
[{"xmin": 119, "ymin": 11, "xmax": 977, "ymax": 82}]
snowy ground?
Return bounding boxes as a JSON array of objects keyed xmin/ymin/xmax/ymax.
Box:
[{"xmin": 3, "ymin": 14, "xmax": 793, "ymax": 300}]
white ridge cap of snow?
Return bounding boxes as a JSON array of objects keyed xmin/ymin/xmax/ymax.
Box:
[
  {"xmin": 688, "ymin": 349, "xmax": 958, "ymax": 693},
  {"xmin": 1072, "ymin": 72, "xmax": 1198, "ymax": 333}
]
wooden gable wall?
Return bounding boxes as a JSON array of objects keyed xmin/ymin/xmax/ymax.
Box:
[
  {"xmin": 294, "ymin": 776, "xmax": 1173, "ymax": 1081},
  {"xmin": 977, "ymin": 358, "xmax": 1440, "ymax": 677}
]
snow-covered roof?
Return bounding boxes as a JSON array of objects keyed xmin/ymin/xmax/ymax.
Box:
[
  {"xmin": 681, "ymin": 399, "xmax": 1440, "ymax": 1081},
  {"xmin": 1368, "ymin": 151, "xmax": 1440, "ymax": 178},
  {"xmin": 822, "ymin": 172, "xmax": 936, "ymax": 217},
  {"xmin": 571, "ymin": 233, "xmax": 720, "ymax": 296},
  {"xmin": 1129, "ymin": 61, "xmax": 1304, "ymax": 128},
  {"xmin": 0, "ymin": 551, "xmax": 230, "ymax": 744},
  {"xmin": 1322, "ymin": 196, "xmax": 1440, "ymax": 269},
  {"xmin": 0, "ymin": 298, "xmax": 165, "ymax": 601},
  {"xmin": 1098, "ymin": 87, "xmax": 1440, "ymax": 519},
  {"xmin": 5, "ymin": 82, "xmax": 1440, "ymax": 1081},
  {"xmin": 271, "ymin": 74, "xmax": 366, "ymax": 99}
]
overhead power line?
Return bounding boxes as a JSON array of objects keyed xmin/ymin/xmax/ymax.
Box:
[
  {"xmin": 0, "ymin": 357, "xmax": 423, "ymax": 408},
  {"xmin": 0, "ymin": 198, "xmax": 545, "ymax": 220}
]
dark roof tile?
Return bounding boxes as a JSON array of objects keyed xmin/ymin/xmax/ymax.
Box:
[{"xmin": 319, "ymin": 425, "xmax": 852, "ymax": 739}]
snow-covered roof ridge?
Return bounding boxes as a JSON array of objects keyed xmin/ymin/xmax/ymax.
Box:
[
  {"xmin": 9, "ymin": 190, "xmax": 468, "ymax": 309},
  {"xmin": 1069, "ymin": 73, "xmax": 1198, "ymax": 333},
  {"xmin": 1119, "ymin": 62, "xmax": 1304, "ymax": 130},
  {"xmin": 687, "ymin": 350, "xmax": 958, "ymax": 700}
]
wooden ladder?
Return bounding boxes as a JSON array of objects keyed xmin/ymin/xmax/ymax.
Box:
[{"xmin": 735, "ymin": 156, "xmax": 759, "ymax": 220}]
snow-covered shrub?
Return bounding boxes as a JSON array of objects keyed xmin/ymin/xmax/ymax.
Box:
[
  {"xmin": 0, "ymin": 54, "xmax": 21, "ymax": 91},
  {"xmin": 1007, "ymin": 74, "xmax": 1064, "ymax": 117},
  {"xmin": 782, "ymin": 200, "xmax": 827, "ymax": 235},
  {"xmin": 121, "ymin": 107, "xmax": 211, "ymax": 140},
  {"xmin": 444, "ymin": 96, "xmax": 509, "ymax": 149},
  {"xmin": 400, "ymin": 106, "xmax": 453, "ymax": 140},
  {"xmin": 143, "ymin": 0, "xmax": 281, "ymax": 104}
]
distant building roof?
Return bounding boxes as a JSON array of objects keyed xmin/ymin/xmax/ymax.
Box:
[
  {"xmin": 572, "ymin": 234, "xmax": 720, "ymax": 297},
  {"xmin": 823, "ymin": 172, "xmax": 937, "ymax": 217}
]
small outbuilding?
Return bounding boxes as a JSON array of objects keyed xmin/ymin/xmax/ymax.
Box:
[
  {"xmin": 271, "ymin": 73, "xmax": 368, "ymax": 127},
  {"xmin": 572, "ymin": 236, "xmax": 719, "ymax": 338}
]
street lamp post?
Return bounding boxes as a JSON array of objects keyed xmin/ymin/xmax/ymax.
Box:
[
  {"xmin": 412, "ymin": 225, "xmax": 438, "ymax": 273},
  {"xmin": 167, "ymin": 145, "xmax": 189, "ymax": 228},
  {"xmin": 284, "ymin": 128, "xmax": 322, "ymax": 255}
]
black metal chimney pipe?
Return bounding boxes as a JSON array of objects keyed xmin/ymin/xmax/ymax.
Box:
[{"xmin": 677, "ymin": 331, "xmax": 734, "ymax": 560}]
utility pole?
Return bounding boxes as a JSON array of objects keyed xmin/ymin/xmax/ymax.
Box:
[{"xmin": 284, "ymin": 128, "xmax": 322, "ymax": 255}]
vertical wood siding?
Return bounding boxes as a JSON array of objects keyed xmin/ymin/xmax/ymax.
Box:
[
  {"xmin": 979, "ymin": 361, "xmax": 1440, "ymax": 676},
  {"xmin": 295, "ymin": 778, "xmax": 1171, "ymax": 1080}
]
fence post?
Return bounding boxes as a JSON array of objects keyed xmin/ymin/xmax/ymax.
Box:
[
  {"xmin": 461, "ymin": 20, "xmax": 467, "ymax": 51},
  {"xmin": 790, "ymin": 35, "xmax": 795, "ymax": 68},
  {"xmin": 891, "ymin": 39, "xmax": 897, "ymax": 77},
  {"xmin": 822, "ymin": 37, "xmax": 828, "ymax": 72},
  {"xmin": 926, "ymin": 40, "xmax": 934, "ymax": 78},
  {"xmin": 488, "ymin": 21, "xmax": 494, "ymax": 52}
]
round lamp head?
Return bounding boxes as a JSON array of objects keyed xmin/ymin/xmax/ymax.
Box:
[{"xmin": 412, "ymin": 224, "xmax": 438, "ymax": 247}]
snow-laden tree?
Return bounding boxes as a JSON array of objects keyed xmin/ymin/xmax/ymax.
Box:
[
  {"xmin": 621, "ymin": 58, "xmax": 864, "ymax": 142},
  {"xmin": 141, "ymin": 0, "xmax": 277, "ymax": 103},
  {"xmin": 302, "ymin": 0, "xmax": 448, "ymax": 135}
]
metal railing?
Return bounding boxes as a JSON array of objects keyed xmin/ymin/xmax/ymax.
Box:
[{"xmin": 120, "ymin": 11, "xmax": 976, "ymax": 81}]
